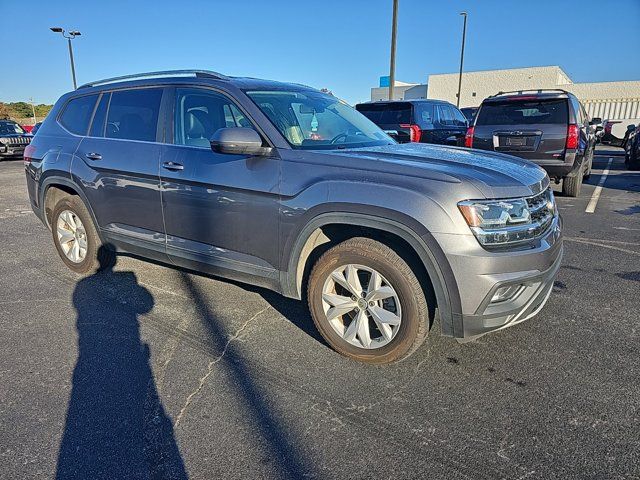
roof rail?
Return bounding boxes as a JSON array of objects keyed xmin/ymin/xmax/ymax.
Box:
[
  {"xmin": 78, "ymin": 69, "xmax": 228, "ymax": 89},
  {"xmin": 489, "ymin": 88, "xmax": 569, "ymax": 98}
]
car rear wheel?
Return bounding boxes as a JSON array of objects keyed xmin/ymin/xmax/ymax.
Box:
[
  {"xmin": 51, "ymin": 195, "xmax": 115, "ymax": 274},
  {"xmin": 628, "ymin": 147, "xmax": 640, "ymax": 171},
  {"xmin": 583, "ymin": 149, "xmax": 593, "ymax": 179},
  {"xmin": 307, "ymin": 237, "xmax": 429, "ymax": 364},
  {"xmin": 562, "ymin": 172, "xmax": 582, "ymax": 197}
]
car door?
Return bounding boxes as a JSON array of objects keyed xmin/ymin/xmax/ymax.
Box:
[
  {"xmin": 435, "ymin": 104, "xmax": 466, "ymax": 146},
  {"xmin": 75, "ymin": 87, "xmax": 167, "ymax": 259},
  {"xmin": 159, "ymin": 86, "xmax": 280, "ymax": 285},
  {"xmin": 449, "ymin": 105, "xmax": 470, "ymax": 146}
]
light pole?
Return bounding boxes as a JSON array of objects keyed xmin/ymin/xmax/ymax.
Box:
[
  {"xmin": 456, "ymin": 12, "xmax": 467, "ymax": 108},
  {"xmin": 50, "ymin": 27, "xmax": 81, "ymax": 90},
  {"xmin": 388, "ymin": 0, "xmax": 399, "ymax": 101}
]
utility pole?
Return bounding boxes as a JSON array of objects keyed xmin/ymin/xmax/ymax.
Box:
[
  {"xmin": 388, "ymin": 0, "xmax": 399, "ymax": 101},
  {"xmin": 456, "ymin": 12, "xmax": 468, "ymax": 108},
  {"xmin": 29, "ymin": 97, "xmax": 37, "ymax": 125}
]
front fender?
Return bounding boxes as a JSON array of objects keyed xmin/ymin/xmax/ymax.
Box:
[{"xmin": 281, "ymin": 209, "xmax": 463, "ymax": 338}]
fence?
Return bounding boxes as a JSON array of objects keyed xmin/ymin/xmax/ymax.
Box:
[{"xmin": 584, "ymin": 99, "xmax": 640, "ymax": 121}]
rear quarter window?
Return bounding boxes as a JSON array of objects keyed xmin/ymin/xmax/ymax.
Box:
[
  {"xmin": 59, "ymin": 94, "xmax": 99, "ymax": 135},
  {"xmin": 477, "ymin": 99, "xmax": 568, "ymax": 126}
]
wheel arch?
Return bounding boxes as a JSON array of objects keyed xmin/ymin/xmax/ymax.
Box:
[
  {"xmin": 40, "ymin": 176, "xmax": 102, "ymax": 239},
  {"xmin": 282, "ymin": 211, "xmax": 462, "ymax": 337}
]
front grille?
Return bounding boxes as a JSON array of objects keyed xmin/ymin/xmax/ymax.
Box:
[
  {"xmin": 3, "ymin": 136, "xmax": 31, "ymax": 147},
  {"xmin": 526, "ymin": 188, "xmax": 555, "ymax": 235}
]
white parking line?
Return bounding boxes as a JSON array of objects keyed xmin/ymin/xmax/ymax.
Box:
[{"xmin": 585, "ymin": 157, "xmax": 613, "ymax": 213}]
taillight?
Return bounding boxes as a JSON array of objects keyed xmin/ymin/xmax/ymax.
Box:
[
  {"xmin": 566, "ymin": 124, "xmax": 579, "ymax": 149},
  {"xmin": 399, "ymin": 124, "xmax": 422, "ymax": 143},
  {"xmin": 23, "ymin": 144, "xmax": 36, "ymax": 166},
  {"xmin": 465, "ymin": 126, "xmax": 475, "ymax": 148}
]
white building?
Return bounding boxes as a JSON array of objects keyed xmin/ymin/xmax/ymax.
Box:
[{"xmin": 371, "ymin": 66, "xmax": 640, "ymax": 127}]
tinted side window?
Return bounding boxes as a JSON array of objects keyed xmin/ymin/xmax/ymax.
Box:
[
  {"xmin": 59, "ymin": 94, "xmax": 99, "ymax": 135},
  {"xmin": 437, "ymin": 105, "xmax": 455, "ymax": 126},
  {"xmin": 89, "ymin": 93, "xmax": 110, "ymax": 137},
  {"xmin": 106, "ymin": 89, "xmax": 163, "ymax": 142},
  {"xmin": 174, "ymin": 88, "xmax": 256, "ymax": 148},
  {"xmin": 416, "ymin": 103, "xmax": 435, "ymax": 126},
  {"xmin": 450, "ymin": 106, "xmax": 468, "ymax": 126}
]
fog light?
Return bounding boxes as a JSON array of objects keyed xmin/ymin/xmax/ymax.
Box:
[{"xmin": 491, "ymin": 285, "xmax": 522, "ymax": 303}]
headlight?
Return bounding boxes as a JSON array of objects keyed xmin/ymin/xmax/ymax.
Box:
[{"xmin": 458, "ymin": 189, "xmax": 556, "ymax": 246}]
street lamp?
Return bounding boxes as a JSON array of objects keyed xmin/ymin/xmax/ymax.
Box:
[
  {"xmin": 388, "ymin": 0, "xmax": 399, "ymax": 100},
  {"xmin": 50, "ymin": 27, "xmax": 81, "ymax": 90},
  {"xmin": 456, "ymin": 12, "xmax": 467, "ymax": 108}
]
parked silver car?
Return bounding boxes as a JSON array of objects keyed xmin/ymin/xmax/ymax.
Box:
[{"xmin": 26, "ymin": 70, "xmax": 562, "ymax": 363}]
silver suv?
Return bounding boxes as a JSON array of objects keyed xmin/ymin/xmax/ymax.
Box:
[{"xmin": 25, "ymin": 70, "xmax": 563, "ymax": 364}]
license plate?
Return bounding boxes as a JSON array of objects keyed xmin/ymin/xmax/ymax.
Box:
[{"xmin": 506, "ymin": 136, "xmax": 526, "ymax": 146}]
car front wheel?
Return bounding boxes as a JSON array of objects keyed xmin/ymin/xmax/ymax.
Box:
[{"xmin": 307, "ymin": 237, "xmax": 429, "ymax": 364}]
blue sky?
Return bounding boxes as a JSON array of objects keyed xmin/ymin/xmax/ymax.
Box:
[{"xmin": 2, "ymin": 0, "xmax": 639, "ymax": 105}]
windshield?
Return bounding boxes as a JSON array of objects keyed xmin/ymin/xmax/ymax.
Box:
[
  {"xmin": 245, "ymin": 90, "xmax": 394, "ymax": 150},
  {"xmin": 0, "ymin": 121, "xmax": 26, "ymax": 135}
]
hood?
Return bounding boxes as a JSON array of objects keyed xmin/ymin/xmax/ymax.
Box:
[{"xmin": 332, "ymin": 142, "xmax": 549, "ymax": 199}]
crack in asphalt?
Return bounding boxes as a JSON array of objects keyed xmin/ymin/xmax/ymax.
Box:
[{"xmin": 173, "ymin": 304, "xmax": 271, "ymax": 428}]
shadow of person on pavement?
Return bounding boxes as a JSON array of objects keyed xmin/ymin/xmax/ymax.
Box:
[{"xmin": 56, "ymin": 246, "xmax": 187, "ymax": 480}]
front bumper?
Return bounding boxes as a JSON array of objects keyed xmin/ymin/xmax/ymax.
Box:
[
  {"xmin": 433, "ymin": 215, "xmax": 563, "ymax": 339},
  {"xmin": 458, "ymin": 243, "xmax": 562, "ymax": 339},
  {"xmin": 0, "ymin": 145, "xmax": 26, "ymax": 157}
]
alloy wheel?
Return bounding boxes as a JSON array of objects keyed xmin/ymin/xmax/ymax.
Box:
[
  {"xmin": 56, "ymin": 210, "xmax": 87, "ymax": 263},
  {"xmin": 321, "ymin": 264, "xmax": 402, "ymax": 349}
]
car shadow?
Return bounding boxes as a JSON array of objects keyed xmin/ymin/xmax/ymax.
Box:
[{"xmin": 56, "ymin": 247, "xmax": 187, "ymax": 480}]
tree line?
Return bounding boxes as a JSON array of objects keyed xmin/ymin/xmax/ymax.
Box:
[{"xmin": 0, "ymin": 102, "xmax": 53, "ymax": 123}]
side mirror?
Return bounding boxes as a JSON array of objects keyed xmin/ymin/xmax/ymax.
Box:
[
  {"xmin": 210, "ymin": 127, "xmax": 271, "ymax": 156},
  {"xmin": 592, "ymin": 117, "xmax": 602, "ymax": 124}
]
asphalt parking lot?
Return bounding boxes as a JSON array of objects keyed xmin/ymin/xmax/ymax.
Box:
[{"xmin": 0, "ymin": 150, "xmax": 638, "ymax": 479}]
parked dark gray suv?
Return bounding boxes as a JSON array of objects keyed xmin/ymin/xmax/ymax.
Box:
[
  {"xmin": 467, "ymin": 90, "xmax": 596, "ymax": 197},
  {"xmin": 25, "ymin": 70, "xmax": 562, "ymax": 364}
]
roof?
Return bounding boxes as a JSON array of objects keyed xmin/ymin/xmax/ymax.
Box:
[
  {"xmin": 428, "ymin": 65, "xmax": 570, "ymax": 80},
  {"xmin": 76, "ymin": 69, "xmax": 316, "ymax": 93},
  {"xmin": 356, "ymin": 99, "xmax": 451, "ymax": 106},
  {"xmin": 483, "ymin": 89, "xmax": 573, "ymax": 103}
]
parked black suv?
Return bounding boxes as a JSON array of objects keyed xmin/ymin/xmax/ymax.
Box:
[
  {"xmin": 25, "ymin": 70, "xmax": 562, "ymax": 364},
  {"xmin": 0, "ymin": 119, "xmax": 32, "ymax": 159},
  {"xmin": 355, "ymin": 99, "xmax": 468, "ymax": 146},
  {"xmin": 467, "ymin": 90, "xmax": 596, "ymax": 197}
]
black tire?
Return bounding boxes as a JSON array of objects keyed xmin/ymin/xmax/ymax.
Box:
[
  {"xmin": 562, "ymin": 173, "xmax": 582, "ymax": 197},
  {"xmin": 307, "ymin": 237, "xmax": 429, "ymax": 364},
  {"xmin": 51, "ymin": 195, "xmax": 115, "ymax": 274},
  {"xmin": 583, "ymin": 149, "xmax": 593, "ymax": 179},
  {"xmin": 629, "ymin": 147, "xmax": 640, "ymax": 171}
]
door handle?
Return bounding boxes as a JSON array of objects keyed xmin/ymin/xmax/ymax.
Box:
[
  {"xmin": 85, "ymin": 152, "xmax": 102, "ymax": 161},
  {"xmin": 162, "ymin": 161, "xmax": 184, "ymax": 171}
]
